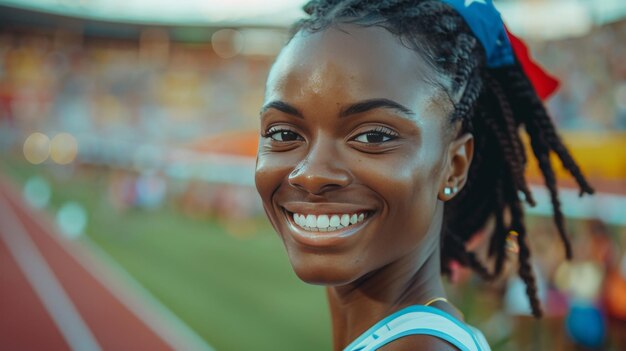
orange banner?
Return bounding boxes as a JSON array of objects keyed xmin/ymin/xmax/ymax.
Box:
[{"xmin": 524, "ymin": 132, "xmax": 626, "ymax": 181}]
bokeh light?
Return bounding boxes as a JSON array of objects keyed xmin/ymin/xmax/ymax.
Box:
[
  {"xmin": 23, "ymin": 132, "xmax": 50, "ymax": 164},
  {"xmin": 50, "ymin": 133, "xmax": 78, "ymax": 165},
  {"xmin": 22, "ymin": 176, "xmax": 52, "ymax": 209},
  {"xmin": 136, "ymin": 172, "xmax": 167, "ymax": 209},
  {"xmin": 56, "ymin": 202, "xmax": 88, "ymax": 239},
  {"xmin": 211, "ymin": 29, "xmax": 244, "ymax": 58}
]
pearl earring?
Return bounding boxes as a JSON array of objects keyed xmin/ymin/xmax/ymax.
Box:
[{"xmin": 443, "ymin": 186, "xmax": 458, "ymax": 196}]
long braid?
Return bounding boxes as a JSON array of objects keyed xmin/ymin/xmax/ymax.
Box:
[
  {"xmin": 526, "ymin": 116, "xmax": 574, "ymax": 259},
  {"xmin": 505, "ymin": 173, "xmax": 543, "ymax": 317},
  {"xmin": 488, "ymin": 179, "xmax": 508, "ymax": 277},
  {"xmin": 485, "ymin": 75, "xmax": 535, "ymax": 206},
  {"xmin": 492, "ymin": 65, "xmax": 595, "ymax": 260},
  {"xmin": 505, "ymin": 68, "xmax": 595, "ymax": 196},
  {"xmin": 295, "ymin": 0, "xmax": 593, "ymax": 319},
  {"xmin": 444, "ymin": 233, "xmax": 493, "ymax": 280}
]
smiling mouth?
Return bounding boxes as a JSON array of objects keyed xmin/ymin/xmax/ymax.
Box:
[{"xmin": 283, "ymin": 209, "xmax": 372, "ymax": 233}]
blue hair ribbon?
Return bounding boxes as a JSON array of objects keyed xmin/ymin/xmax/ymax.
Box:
[{"xmin": 441, "ymin": 0, "xmax": 514, "ymax": 68}]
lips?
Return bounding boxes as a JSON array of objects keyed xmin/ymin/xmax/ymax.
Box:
[{"xmin": 280, "ymin": 202, "xmax": 375, "ymax": 247}]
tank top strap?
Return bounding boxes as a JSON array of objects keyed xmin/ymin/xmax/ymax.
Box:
[{"xmin": 343, "ymin": 305, "xmax": 490, "ymax": 351}]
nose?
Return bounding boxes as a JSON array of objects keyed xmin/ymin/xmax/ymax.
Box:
[{"xmin": 288, "ymin": 140, "xmax": 351, "ymax": 195}]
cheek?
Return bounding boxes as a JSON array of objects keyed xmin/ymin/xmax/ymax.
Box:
[
  {"xmin": 255, "ymin": 152, "xmax": 290, "ymax": 234},
  {"xmin": 353, "ymin": 147, "xmax": 443, "ymax": 242},
  {"xmin": 355, "ymin": 148, "xmax": 440, "ymax": 206},
  {"xmin": 255, "ymin": 152, "xmax": 286, "ymax": 205},
  {"xmin": 255, "ymin": 147, "xmax": 307, "ymax": 206}
]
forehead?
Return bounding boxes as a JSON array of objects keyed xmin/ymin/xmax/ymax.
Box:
[{"xmin": 266, "ymin": 24, "xmax": 449, "ymax": 112}]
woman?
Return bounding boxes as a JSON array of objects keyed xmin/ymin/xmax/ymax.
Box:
[{"xmin": 254, "ymin": 0, "xmax": 594, "ymax": 350}]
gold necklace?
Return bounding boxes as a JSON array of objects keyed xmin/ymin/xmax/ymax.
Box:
[
  {"xmin": 424, "ymin": 297, "xmax": 449, "ymax": 306},
  {"xmin": 423, "ymin": 297, "xmax": 465, "ymax": 319}
]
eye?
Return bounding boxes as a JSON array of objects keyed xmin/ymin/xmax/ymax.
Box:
[
  {"xmin": 352, "ymin": 127, "xmax": 398, "ymax": 144},
  {"xmin": 265, "ymin": 128, "xmax": 303, "ymax": 142}
]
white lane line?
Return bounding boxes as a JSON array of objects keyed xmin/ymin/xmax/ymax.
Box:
[
  {"xmin": 77, "ymin": 237, "xmax": 215, "ymax": 351},
  {"xmin": 0, "ymin": 177, "xmax": 214, "ymax": 351},
  {"xmin": 0, "ymin": 194, "xmax": 102, "ymax": 351}
]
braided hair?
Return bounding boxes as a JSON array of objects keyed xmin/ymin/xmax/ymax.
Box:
[{"xmin": 291, "ymin": 0, "xmax": 594, "ymax": 318}]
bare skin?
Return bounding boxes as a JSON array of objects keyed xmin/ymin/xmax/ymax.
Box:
[{"xmin": 255, "ymin": 24, "xmax": 473, "ymax": 350}]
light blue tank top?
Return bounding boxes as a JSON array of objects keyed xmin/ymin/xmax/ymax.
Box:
[{"xmin": 343, "ymin": 305, "xmax": 491, "ymax": 351}]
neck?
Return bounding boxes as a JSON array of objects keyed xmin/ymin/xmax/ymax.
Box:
[
  {"xmin": 326, "ymin": 247, "xmax": 446, "ymax": 350},
  {"xmin": 326, "ymin": 214, "xmax": 451, "ymax": 350}
]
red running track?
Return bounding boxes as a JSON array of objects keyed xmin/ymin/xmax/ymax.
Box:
[{"xmin": 0, "ymin": 176, "xmax": 213, "ymax": 351}]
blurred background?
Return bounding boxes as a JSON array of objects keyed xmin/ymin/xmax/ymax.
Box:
[{"xmin": 0, "ymin": 0, "xmax": 624, "ymax": 350}]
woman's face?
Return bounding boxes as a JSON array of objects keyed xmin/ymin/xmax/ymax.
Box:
[{"xmin": 255, "ymin": 24, "xmax": 463, "ymax": 285}]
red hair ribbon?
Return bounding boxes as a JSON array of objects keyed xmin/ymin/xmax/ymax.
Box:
[{"xmin": 505, "ymin": 26, "xmax": 560, "ymax": 100}]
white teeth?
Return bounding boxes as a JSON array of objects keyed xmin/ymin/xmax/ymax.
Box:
[
  {"xmin": 329, "ymin": 215, "xmax": 340, "ymax": 227},
  {"xmin": 291, "ymin": 211, "xmax": 369, "ymax": 231},
  {"xmin": 306, "ymin": 215, "xmax": 316, "ymax": 227},
  {"xmin": 340, "ymin": 214, "xmax": 350, "ymax": 227},
  {"xmin": 293, "ymin": 213, "xmax": 300, "ymax": 225},
  {"xmin": 350, "ymin": 214, "xmax": 357, "ymax": 224},
  {"xmin": 317, "ymin": 215, "xmax": 330, "ymax": 228}
]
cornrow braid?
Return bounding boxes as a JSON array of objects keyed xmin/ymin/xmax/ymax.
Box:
[{"xmin": 295, "ymin": 0, "xmax": 593, "ymax": 318}]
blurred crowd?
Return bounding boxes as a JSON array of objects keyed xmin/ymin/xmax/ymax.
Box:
[
  {"xmin": 0, "ymin": 27, "xmax": 271, "ymax": 219},
  {"xmin": 0, "ymin": 28, "xmax": 270, "ymax": 146},
  {"xmin": 537, "ymin": 19, "xmax": 626, "ymax": 130},
  {"xmin": 1, "ymin": 19, "xmax": 625, "ymax": 145}
]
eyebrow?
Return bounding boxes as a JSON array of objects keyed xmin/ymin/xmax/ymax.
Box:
[
  {"xmin": 340, "ymin": 98, "xmax": 416, "ymax": 118},
  {"xmin": 260, "ymin": 101, "xmax": 303, "ymax": 118},
  {"xmin": 261, "ymin": 98, "xmax": 416, "ymax": 119}
]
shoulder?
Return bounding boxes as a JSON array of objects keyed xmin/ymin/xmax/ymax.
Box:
[{"xmin": 377, "ymin": 334, "xmax": 461, "ymax": 351}]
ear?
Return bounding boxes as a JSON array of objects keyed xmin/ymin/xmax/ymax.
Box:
[{"xmin": 438, "ymin": 133, "xmax": 474, "ymax": 201}]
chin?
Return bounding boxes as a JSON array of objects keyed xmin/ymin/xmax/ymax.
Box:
[{"xmin": 287, "ymin": 251, "xmax": 364, "ymax": 286}]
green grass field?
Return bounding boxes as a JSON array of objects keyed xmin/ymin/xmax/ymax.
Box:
[{"xmin": 0, "ymin": 156, "xmax": 332, "ymax": 351}]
